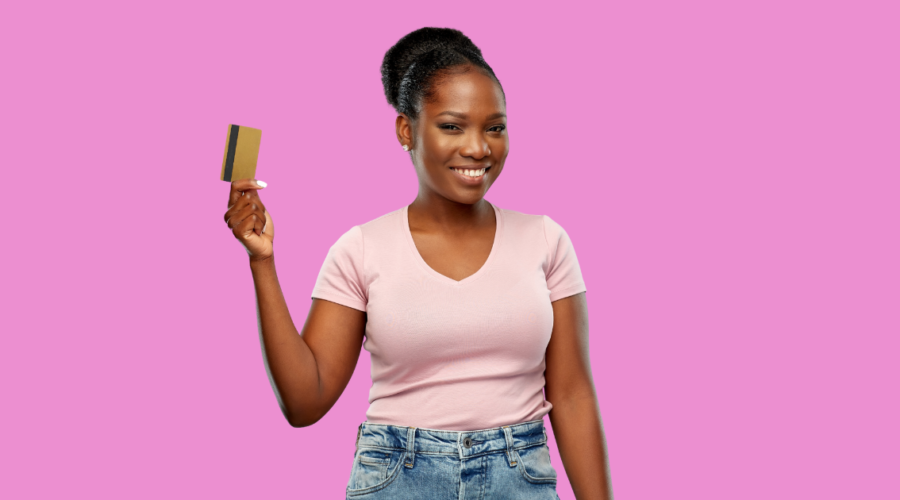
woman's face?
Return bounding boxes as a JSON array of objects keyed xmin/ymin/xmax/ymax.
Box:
[{"xmin": 396, "ymin": 66, "xmax": 508, "ymax": 205}]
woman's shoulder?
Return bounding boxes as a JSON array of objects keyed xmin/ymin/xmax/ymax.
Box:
[
  {"xmin": 328, "ymin": 206, "xmax": 405, "ymax": 249},
  {"xmin": 353, "ymin": 206, "xmax": 405, "ymax": 240},
  {"xmin": 496, "ymin": 206, "xmax": 570, "ymax": 241},
  {"xmin": 320, "ymin": 207, "xmax": 404, "ymax": 270}
]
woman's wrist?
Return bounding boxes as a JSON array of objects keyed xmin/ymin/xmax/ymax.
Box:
[{"xmin": 249, "ymin": 253, "xmax": 275, "ymax": 268}]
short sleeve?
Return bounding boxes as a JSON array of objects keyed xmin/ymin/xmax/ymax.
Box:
[
  {"xmin": 542, "ymin": 215, "xmax": 587, "ymax": 302},
  {"xmin": 311, "ymin": 225, "xmax": 367, "ymax": 312}
]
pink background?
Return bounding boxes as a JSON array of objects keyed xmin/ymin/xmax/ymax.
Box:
[{"xmin": 2, "ymin": 0, "xmax": 898, "ymax": 498}]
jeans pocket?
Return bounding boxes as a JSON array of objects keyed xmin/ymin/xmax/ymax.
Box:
[
  {"xmin": 347, "ymin": 448, "xmax": 402, "ymax": 495},
  {"xmin": 514, "ymin": 443, "xmax": 558, "ymax": 484}
]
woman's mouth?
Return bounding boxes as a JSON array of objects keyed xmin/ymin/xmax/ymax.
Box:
[{"xmin": 450, "ymin": 166, "xmax": 490, "ymax": 184}]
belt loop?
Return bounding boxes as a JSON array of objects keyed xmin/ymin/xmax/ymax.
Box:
[
  {"xmin": 502, "ymin": 425, "xmax": 517, "ymax": 467},
  {"xmin": 355, "ymin": 423, "xmax": 362, "ymax": 456},
  {"xmin": 404, "ymin": 427, "xmax": 417, "ymax": 468}
]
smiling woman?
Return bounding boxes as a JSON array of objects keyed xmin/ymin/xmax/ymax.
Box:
[
  {"xmin": 223, "ymin": 26, "xmax": 612, "ymax": 500},
  {"xmin": 384, "ymin": 28, "xmax": 509, "ymax": 211}
]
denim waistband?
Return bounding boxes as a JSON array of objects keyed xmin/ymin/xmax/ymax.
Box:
[{"xmin": 355, "ymin": 419, "xmax": 548, "ymax": 469}]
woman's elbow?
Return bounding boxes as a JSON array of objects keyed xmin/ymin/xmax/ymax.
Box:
[{"xmin": 284, "ymin": 407, "xmax": 324, "ymax": 428}]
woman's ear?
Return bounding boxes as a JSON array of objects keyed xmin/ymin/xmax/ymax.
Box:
[{"xmin": 395, "ymin": 114, "xmax": 413, "ymax": 151}]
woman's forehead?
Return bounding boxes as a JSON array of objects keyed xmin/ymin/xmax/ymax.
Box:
[{"xmin": 424, "ymin": 70, "xmax": 506, "ymax": 117}]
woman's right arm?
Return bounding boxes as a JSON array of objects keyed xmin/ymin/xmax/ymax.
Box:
[{"xmin": 226, "ymin": 179, "xmax": 366, "ymax": 428}]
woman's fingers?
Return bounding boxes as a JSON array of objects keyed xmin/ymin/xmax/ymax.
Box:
[
  {"xmin": 224, "ymin": 178, "xmax": 273, "ymax": 261},
  {"xmin": 253, "ymin": 212, "xmax": 265, "ymax": 235},
  {"xmin": 235, "ymin": 208, "xmax": 266, "ymax": 238},
  {"xmin": 228, "ymin": 202, "xmax": 266, "ymax": 232},
  {"xmin": 225, "ymin": 196, "xmax": 267, "ymax": 227},
  {"xmin": 228, "ymin": 178, "xmax": 266, "ymax": 208},
  {"xmin": 236, "ymin": 211, "xmax": 261, "ymax": 240},
  {"xmin": 262, "ymin": 210, "xmax": 273, "ymax": 237}
]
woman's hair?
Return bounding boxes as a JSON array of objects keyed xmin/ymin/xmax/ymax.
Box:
[{"xmin": 380, "ymin": 27, "xmax": 504, "ymax": 118}]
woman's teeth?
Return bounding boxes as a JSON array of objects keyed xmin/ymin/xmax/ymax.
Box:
[{"xmin": 453, "ymin": 168, "xmax": 486, "ymax": 177}]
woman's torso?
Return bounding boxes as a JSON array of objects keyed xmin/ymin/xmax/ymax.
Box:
[{"xmin": 311, "ymin": 201, "xmax": 586, "ymax": 431}]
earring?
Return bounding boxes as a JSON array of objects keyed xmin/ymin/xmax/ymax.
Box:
[{"xmin": 402, "ymin": 144, "xmax": 410, "ymax": 152}]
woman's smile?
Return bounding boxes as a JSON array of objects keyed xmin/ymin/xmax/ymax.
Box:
[{"xmin": 450, "ymin": 166, "xmax": 491, "ymax": 185}]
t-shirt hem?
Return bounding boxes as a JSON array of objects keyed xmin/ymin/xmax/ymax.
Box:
[
  {"xmin": 549, "ymin": 283, "xmax": 586, "ymax": 302},
  {"xmin": 310, "ymin": 291, "xmax": 367, "ymax": 312}
]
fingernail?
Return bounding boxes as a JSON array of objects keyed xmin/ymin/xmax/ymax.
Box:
[{"xmin": 255, "ymin": 180, "xmax": 267, "ymax": 188}]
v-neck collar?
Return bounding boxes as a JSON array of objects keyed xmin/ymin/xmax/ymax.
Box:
[{"xmin": 401, "ymin": 201, "xmax": 503, "ymax": 286}]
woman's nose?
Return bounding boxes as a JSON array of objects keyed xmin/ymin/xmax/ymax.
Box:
[{"xmin": 460, "ymin": 133, "xmax": 490, "ymax": 159}]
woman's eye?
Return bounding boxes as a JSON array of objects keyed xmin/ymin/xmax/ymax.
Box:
[
  {"xmin": 440, "ymin": 124, "xmax": 461, "ymax": 131},
  {"xmin": 489, "ymin": 125, "xmax": 506, "ymax": 133}
]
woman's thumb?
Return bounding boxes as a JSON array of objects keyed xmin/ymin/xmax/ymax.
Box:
[{"xmin": 262, "ymin": 211, "xmax": 274, "ymax": 238}]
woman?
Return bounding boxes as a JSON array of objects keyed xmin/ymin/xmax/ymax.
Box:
[{"xmin": 223, "ymin": 27, "xmax": 613, "ymax": 500}]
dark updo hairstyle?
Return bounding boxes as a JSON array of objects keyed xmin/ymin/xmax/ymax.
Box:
[{"xmin": 380, "ymin": 27, "xmax": 504, "ymax": 119}]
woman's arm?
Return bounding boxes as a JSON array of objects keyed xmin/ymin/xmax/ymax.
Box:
[
  {"xmin": 250, "ymin": 256, "xmax": 366, "ymax": 427},
  {"xmin": 544, "ymin": 292, "xmax": 614, "ymax": 499},
  {"xmin": 224, "ymin": 179, "xmax": 365, "ymax": 427}
]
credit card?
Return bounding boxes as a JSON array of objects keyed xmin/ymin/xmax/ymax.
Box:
[{"xmin": 220, "ymin": 124, "xmax": 262, "ymax": 182}]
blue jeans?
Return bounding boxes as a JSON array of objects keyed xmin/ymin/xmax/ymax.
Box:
[{"xmin": 346, "ymin": 418, "xmax": 561, "ymax": 499}]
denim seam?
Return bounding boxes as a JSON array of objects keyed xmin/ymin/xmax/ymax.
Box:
[
  {"xmin": 502, "ymin": 426, "xmax": 518, "ymax": 467},
  {"xmin": 358, "ymin": 456, "xmax": 389, "ymax": 466},
  {"xmin": 346, "ymin": 450, "xmax": 407, "ymax": 497},
  {"xmin": 354, "ymin": 440, "xmax": 547, "ymax": 456},
  {"xmin": 516, "ymin": 446, "xmax": 558, "ymax": 484}
]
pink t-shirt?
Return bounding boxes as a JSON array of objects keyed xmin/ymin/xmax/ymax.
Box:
[{"xmin": 310, "ymin": 201, "xmax": 587, "ymax": 431}]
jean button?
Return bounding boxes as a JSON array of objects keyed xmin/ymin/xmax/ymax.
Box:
[{"xmin": 463, "ymin": 437, "xmax": 472, "ymax": 448}]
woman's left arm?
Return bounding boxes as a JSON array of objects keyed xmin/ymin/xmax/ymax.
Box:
[{"xmin": 544, "ymin": 292, "xmax": 614, "ymax": 500}]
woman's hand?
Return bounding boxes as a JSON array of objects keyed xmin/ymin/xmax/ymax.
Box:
[{"xmin": 224, "ymin": 178, "xmax": 273, "ymax": 262}]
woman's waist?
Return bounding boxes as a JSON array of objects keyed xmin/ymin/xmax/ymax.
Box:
[{"xmin": 356, "ymin": 418, "xmax": 548, "ymax": 456}]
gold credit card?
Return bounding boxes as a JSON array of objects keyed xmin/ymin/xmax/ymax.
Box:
[{"xmin": 220, "ymin": 124, "xmax": 262, "ymax": 182}]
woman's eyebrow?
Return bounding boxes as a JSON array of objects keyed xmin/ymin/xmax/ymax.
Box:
[
  {"xmin": 436, "ymin": 111, "xmax": 467, "ymax": 119},
  {"xmin": 436, "ymin": 111, "xmax": 507, "ymax": 120}
]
